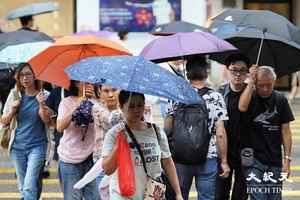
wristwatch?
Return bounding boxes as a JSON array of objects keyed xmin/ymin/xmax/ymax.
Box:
[{"xmin": 284, "ymin": 155, "xmax": 292, "ymax": 161}]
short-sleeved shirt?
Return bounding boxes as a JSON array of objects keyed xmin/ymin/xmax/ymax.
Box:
[
  {"xmin": 167, "ymin": 88, "xmax": 228, "ymax": 158},
  {"xmin": 57, "ymin": 96, "xmax": 97, "ymax": 164},
  {"xmin": 12, "ymin": 92, "xmax": 47, "ymax": 151},
  {"xmin": 102, "ymin": 124, "xmax": 171, "ymax": 200},
  {"xmin": 244, "ymin": 91, "xmax": 294, "ymax": 167}
]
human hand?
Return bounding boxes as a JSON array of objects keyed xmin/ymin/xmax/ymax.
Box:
[
  {"xmin": 36, "ymin": 91, "xmax": 46, "ymax": 105},
  {"xmin": 175, "ymin": 194, "xmax": 184, "ymax": 200},
  {"xmin": 84, "ymin": 84, "xmax": 95, "ymax": 98},
  {"xmin": 248, "ymin": 65, "xmax": 258, "ymax": 85},
  {"xmin": 219, "ymin": 161, "xmax": 230, "ymax": 178},
  {"xmin": 282, "ymin": 159, "xmax": 291, "ymax": 178}
]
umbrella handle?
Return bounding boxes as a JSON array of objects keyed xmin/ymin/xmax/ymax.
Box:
[
  {"xmin": 83, "ymin": 83, "xmax": 86, "ymax": 99},
  {"xmin": 256, "ymin": 29, "xmax": 267, "ymax": 66}
]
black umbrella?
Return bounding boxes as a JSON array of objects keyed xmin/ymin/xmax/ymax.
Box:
[
  {"xmin": 152, "ymin": 21, "xmax": 210, "ymax": 36},
  {"xmin": 0, "ymin": 29, "xmax": 53, "ymax": 51},
  {"xmin": 210, "ymin": 9, "xmax": 300, "ymax": 76}
]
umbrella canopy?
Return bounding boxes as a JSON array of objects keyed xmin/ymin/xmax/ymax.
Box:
[
  {"xmin": 210, "ymin": 9, "xmax": 300, "ymax": 76},
  {"xmin": 140, "ymin": 32, "xmax": 237, "ymax": 63},
  {"xmin": 74, "ymin": 31, "xmax": 119, "ymax": 42},
  {"xmin": 0, "ymin": 29, "xmax": 53, "ymax": 51},
  {"xmin": 211, "ymin": 26, "xmax": 300, "ymax": 76},
  {"xmin": 6, "ymin": 2, "xmax": 59, "ymax": 20},
  {"xmin": 29, "ymin": 35, "xmax": 132, "ymax": 88},
  {"xmin": 152, "ymin": 21, "xmax": 210, "ymax": 35},
  {"xmin": 0, "ymin": 41, "xmax": 52, "ymax": 64},
  {"xmin": 212, "ymin": 9, "xmax": 299, "ymax": 43},
  {"xmin": 65, "ymin": 56, "xmax": 200, "ymax": 104}
]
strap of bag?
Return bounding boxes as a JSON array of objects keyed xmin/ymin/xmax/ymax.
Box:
[{"xmin": 125, "ymin": 123, "xmax": 149, "ymax": 176}]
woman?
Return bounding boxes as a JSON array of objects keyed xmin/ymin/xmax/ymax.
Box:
[
  {"xmin": 102, "ymin": 90, "xmax": 183, "ymax": 200},
  {"xmin": 0, "ymin": 63, "xmax": 50, "ymax": 200},
  {"xmin": 56, "ymin": 81, "xmax": 99, "ymax": 200}
]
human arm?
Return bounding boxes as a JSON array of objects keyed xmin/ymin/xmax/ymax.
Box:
[
  {"xmin": 239, "ymin": 65, "xmax": 257, "ymax": 112},
  {"xmin": 102, "ymin": 127, "xmax": 120, "ymax": 175},
  {"xmin": 282, "ymin": 123, "xmax": 292, "ymax": 177},
  {"xmin": 56, "ymin": 97, "xmax": 81, "ymax": 133},
  {"xmin": 36, "ymin": 91, "xmax": 52, "ymax": 125},
  {"xmin": 0, "ymin": 90, "xmax": 20, "ymax": 126},
  {"xmin": 215, "ymin": 120, "xmax": 230, "ymax": 178}
]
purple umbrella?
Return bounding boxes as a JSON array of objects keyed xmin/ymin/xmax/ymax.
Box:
[
  {"xmin": 74, "ymin": 30, "xmax": 119, "ymax": 42},
  {"xmin": 140, "ymin": 32, "xmax": 237, "ymax": 63}
]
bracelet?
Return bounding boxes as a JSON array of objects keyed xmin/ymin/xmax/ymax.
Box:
[{"xmin": 284, "ymin": 155, "xmax": 292, "ymax": 161}]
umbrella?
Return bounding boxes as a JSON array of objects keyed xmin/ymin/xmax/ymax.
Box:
[
  {"xmin": 0, "ymin": 29, "xmax": 53, "ymax": 51},
  {"xmin": 0, "ymin": 41, "xmax": 52, "ymax": 64},
  {"xmin": 74, "ymin": 31, "xmax": 119, "ymax": 42},
  {"xmin": 65, "ymin": 56, "xmax": 200, "ymax": 104},
  {"xmin": 6, "ymin": 2, "xmax": 59, "ymax": 20},
  {"xmin": 140, "ymin": 32, "xmax": 237, "ymax": 63},
  {"xmin": 212, "ymin": 9, "xmax": 296, "ymax": 40},
  {"xmin": 152, "ymin": 21, "xmax": 210, "ymax": 35},
  {"xmin": 210, "ymin": 9, "xmax": 300, "ymax": 76},
  {"xmin": 29, "ymin": 35, "xmax": 132, "ymax": 88}
]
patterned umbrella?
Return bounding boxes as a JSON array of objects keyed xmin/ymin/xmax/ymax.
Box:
[{"xmin": 65, "ymin": 55, "xmax": 200, "ymax": 104}]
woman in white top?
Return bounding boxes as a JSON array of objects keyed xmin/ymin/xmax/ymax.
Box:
[{"xmin": 102, "ymin": 90, "xmax": 183, "ymax": 200}]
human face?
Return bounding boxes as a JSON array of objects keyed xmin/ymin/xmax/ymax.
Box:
[
  {"xmin": 122, "ymin": 95, "xmax": 145, "ymax": 122},
  {"xmin": 19, "ymin": 66, "xmax": 34, "ymax": 88},
  {"xmin": 256, "ymin": 75, "xmax": 275, "ymax": 98},
  {"xmin": 227, "ymin": 61, "xmax": 248, "ymax": 86},
  {"xmin": 100, "ymin": 86, "xmax": 119, "ymax": 109}
]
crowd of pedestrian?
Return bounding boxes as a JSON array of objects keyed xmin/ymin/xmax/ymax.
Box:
[
  {"xmin": 0, "ymin": 51, "xmax": 294, "ymax": 200},
  {"xmin": 0, "ymin": 8, "xmax": 296, "ymax": 200}
]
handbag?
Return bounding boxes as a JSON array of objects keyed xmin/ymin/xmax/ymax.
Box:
[
  {"xmin": 0, "ymin": 90, "xmax": 19, "ymax": 149},
  {"xmin": 117, "ymin": 132, "xmax": 136, "ymax": 196},
  {"xmin": 125, "ymin": 124, "xmax": 166, "ymax": 200}
]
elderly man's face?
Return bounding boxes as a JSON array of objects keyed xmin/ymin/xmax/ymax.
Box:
[{"xmin": 256, "ymin": 75, "xmax": 275, "ymax": 98}]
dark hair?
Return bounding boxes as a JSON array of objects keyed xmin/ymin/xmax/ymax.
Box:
[
  {"xmin": 20, "ymin": 15, "xmax": 33, "ymax": 27},
  {"xmin": 15, "ymin": 63, "xmax": 41, "ymax": 91},
  {"xmin": 68, "ymin": 80, "xmax": 79, "ymax": 96},
  {"xmin": 118, "ymin": 30, "xmax": 129, "ymax": 40},
  {"xmin": 119, "ymin": 90, "xmax": 145, "ymax": 108},
  {"xmin": 225, "ymin": 53, "xmax": 250, "ymax": 68},
  {"xmin": 186, "ymin": 56, "xmax": 208, "ymax": 81}
]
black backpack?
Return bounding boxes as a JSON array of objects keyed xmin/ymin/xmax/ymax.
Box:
[{"xmin": 170, "ymin": 87, "xmax": 211, "ymax": 165}]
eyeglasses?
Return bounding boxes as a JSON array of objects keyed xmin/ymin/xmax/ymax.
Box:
[
  {"xmin": 19, "ymin": 72, "xmax": 33, "ymax": 78},
  {"xmin": 228, "ymin": 69, "xmax": 248, "ymax": 76}
]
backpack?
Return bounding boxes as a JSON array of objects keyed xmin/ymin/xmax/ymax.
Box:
[{"xmin": 170, "ymin": 87, "xmax": 211, "ymax": 165}]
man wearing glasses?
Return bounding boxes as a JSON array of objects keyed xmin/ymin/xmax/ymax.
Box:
[{"xmin": 216, "ymin": 53, "xmax": 250, "ymax": 200}]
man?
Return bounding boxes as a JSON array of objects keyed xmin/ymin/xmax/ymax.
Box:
[
  {"xmin": 239, "ymin": 66, "xmax": 293, "ymax": 200},
  {"xmin": 216, "ymin": 53, "xmax": 250, "ymax": 200},
  {"xmin": 19, "ymin": 15, "xmax": 36, "ymax": 31},
  {"xmin": 165, "ymin": 56, "xmax": 230, "ymax": 200}
]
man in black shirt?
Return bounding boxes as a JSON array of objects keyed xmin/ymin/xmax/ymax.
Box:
[
  {"xmin": 216, "ymin": 53, "xmax": 249, "ymax": 200},
  {"xmin": 239, "ymin": 66, "xmax": 294, "ymax": 200}
]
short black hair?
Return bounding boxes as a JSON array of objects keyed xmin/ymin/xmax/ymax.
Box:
[
  {"xmin": 225, "ymin": 53, "xmax": 250, "ymax": 68},
  {"xmin": 119, "ymin": 90, "xmax": 145, "ymax": 108},
  {"xmin": 20, "ymin": 15, "xmax": 33, "ymax": 26},
  {"xmin": 118, "ymin": 30, "xmax": 129, "ymax": 40},
  {"xmin": 68, "ymin": 80, "xmax": 79, "ymax": 96},
  {"xmin": 186, "ymin": 56, "xmax": 208, "ymax": 81}
]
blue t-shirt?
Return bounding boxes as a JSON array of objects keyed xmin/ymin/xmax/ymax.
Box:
[{"xmin": 12, "ymin": 93, "xmax": 47, "ymax": 150}]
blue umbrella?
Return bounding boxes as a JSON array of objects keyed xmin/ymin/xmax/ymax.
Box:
[
  {"xmin": 65, "ymin": 56, "xmax": 200, "ymax": 104},
  {"xmin": 0, "ymin": 41, "xmax": 52, "ymax": 64},
  {"xmin": 6, "ymin": 2, "xmax": 59, "ymax": 20}
]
